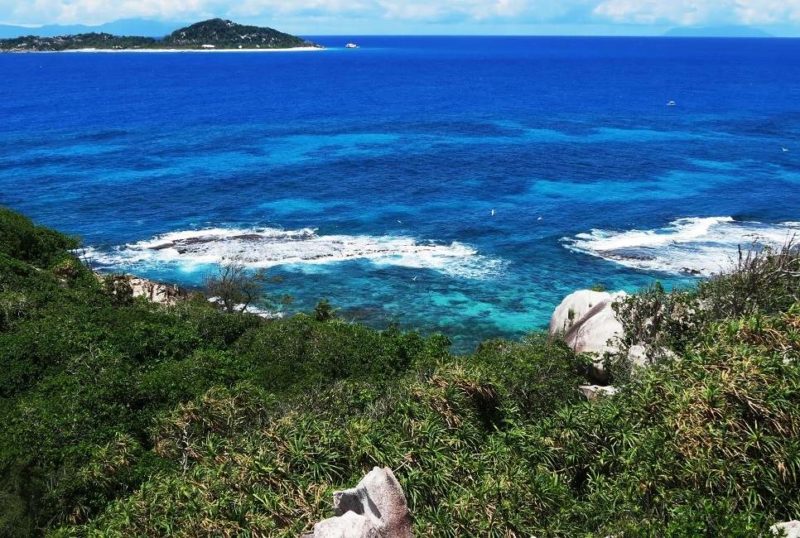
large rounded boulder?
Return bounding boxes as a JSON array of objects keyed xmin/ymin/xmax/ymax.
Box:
[{"xmin": 549, "ymin": 290, "xmax": 627, "ymax": 381}]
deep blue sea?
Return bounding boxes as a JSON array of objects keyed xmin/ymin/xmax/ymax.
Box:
[{"xmin": 2, "ymin": 36, "xmax": 799, "ymax": 351}]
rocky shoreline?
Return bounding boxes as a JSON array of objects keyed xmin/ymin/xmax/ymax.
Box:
[
  {"xmin": 95, "ymin": 272, "xmax": 191, "ymax": 306},
  {"xmin": 95, "ymin": 271, "xmax": 284, "ymax": 318},
  {"xmin": 126, "ymin": 275, "xmax": 189, "ymax": 306}
]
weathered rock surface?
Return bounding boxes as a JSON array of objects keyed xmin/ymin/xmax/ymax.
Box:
[
  {"xmin": 626, "ymin": 344, "xmax": 649, "ymax": 369},
  {"xmin": 303, "ymin": 467, "xmax": 413, "ymax": 538},
  {"xmin": 549, "ymin": 290, "xmax": 627, "ymax": 381},
  {"xmin": 549, "ymin": 289, "xmax": 627, "ymax": 354},
  {"xmin": 772, "ymin": 521, "xmax": 800, "ymax": 537},
  {"xmin": 96, "ymin": 273, "xmax": 189, "ymax": 306},
  {"xmin": 578, "ymin": 385, "xmax": 619, "ymax": 401},
  {"xmin": 128, "ymin": 277, "xmax": 187, "ymax": 306}
]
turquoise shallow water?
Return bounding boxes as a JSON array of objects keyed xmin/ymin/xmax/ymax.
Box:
[{"xmin": 1, "ymin": 37, "xmax": 799, "ymax": 351}]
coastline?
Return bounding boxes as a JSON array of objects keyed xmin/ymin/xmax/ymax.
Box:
[
  {"xmin": 95, "ymin": 271, "xmax": 283, "ymax": 318},
  {"xmin": 11, "ymin": 46, "xmax": 325, "ymax": 54},
  {"xmin": 95, "ymin": 271, "xmax": 190, "ymax": 306}
]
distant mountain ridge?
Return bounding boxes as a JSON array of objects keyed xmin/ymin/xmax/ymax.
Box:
[
  {"xmin": 0, "ymin": 18, "xmax": 181, "ymax": 39},
  {"xmin": 0, "ymin": 18, "xmax": 320, "ymax": 51}
]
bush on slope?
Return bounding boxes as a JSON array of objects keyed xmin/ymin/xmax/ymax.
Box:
[
  {"xmin": 54, "ymin": 309, "xmax": 800, "ymax": 536},
  {"xmin": 1, "ymin": 207, "xmax": 799, "ymax": 536},
  {"xmin": 0, "ymin": 208, "xmax": 449, "ymax": 535}
]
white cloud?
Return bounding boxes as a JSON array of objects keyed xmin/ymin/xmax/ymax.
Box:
[
  {"xmin": 593, "ymin": 0, "xmax": 800, "ymax": 25},
  {"xmin": 377, "ymin": 0, "xmax": 532, "ymax": 21},
  {"xmin": 1, "ymin": 0, "xmax": 799, "ymax": 27},
  {"xmin": 1, "ymin": 0, "xmax": 548, "ymax": 24},
  {"xmin": 594, "ymin": 0, "xmax": 717, "ymax": 25},
  {"xmin": 733, "ymin": 0, "xmax": 800, "ymax": 24}
]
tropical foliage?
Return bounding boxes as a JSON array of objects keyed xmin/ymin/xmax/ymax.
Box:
[
  {"xmin": 0, "ymin": 19, "xmax": 317, "ymax": 52},
  {"xmin": 0, "ymin": 206, "xmax": 798, "ymax": 537},
  {"xmin": 164, "ymin": 19, "xmax": 314, "ymax": 49}
]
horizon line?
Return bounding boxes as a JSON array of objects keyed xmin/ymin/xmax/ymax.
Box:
[
  {"xmin": 0, "ymin": 19, "xmax": 793, "ymax": 39},
  {"xmin": 0, "ymin": 29, "xmax": 793, "ymax": 39},
  {"xmin": 304, "ymin": 34, "xmax": 790, "ymax": 38}
]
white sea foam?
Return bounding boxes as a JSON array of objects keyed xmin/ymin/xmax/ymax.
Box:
[
  {"xmin": 84, "ymin": 227, "xmax": 503, "ymax": 279},
  {"xmin": 563, "ymin": 217, "xmax": 800, "ymax": 276},
  {"xmin": 207, "ymin": 296, "xmax": 284, "ymax": 319}
]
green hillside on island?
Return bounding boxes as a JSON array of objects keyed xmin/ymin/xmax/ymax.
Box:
[
  {"xmin": 0, "ymin": 19, "xmax": 320, "ymax": 52},
  {"xmin": 0, "ymin": 206, "xmax": 799, "ymax": 536}
]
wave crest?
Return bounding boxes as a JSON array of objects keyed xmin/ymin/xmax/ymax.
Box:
[
  {"xmin": 84, "ymin": 227, "xmax": 503, "ymax": 279},
  {"xmin": 563, "ymin": 217, "xmax": 800, "ymax": 276}
]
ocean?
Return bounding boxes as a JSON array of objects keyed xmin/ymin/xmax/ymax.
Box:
[{"xmin": 1, "ymin": 36, "xmax": 799, "ymax": 351}]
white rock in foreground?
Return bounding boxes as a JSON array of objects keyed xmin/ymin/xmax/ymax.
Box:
[
  {"xmin": 579, "ymin": 385, "xmax": 619, "ymax": 401},
  {"xmin": 772, "ymin": 521, "xmax": 800, "ymax": 537},
  {"xmin": 303, "ymin": 467, "xmax": 413, "ymax": 538},
  {"xmin": 549, "ymin": 290, "xmax": 627, "ymax": 380}
]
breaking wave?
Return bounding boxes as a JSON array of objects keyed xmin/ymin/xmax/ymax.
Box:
[
  {"xmin": 84, "ymin": 227, "xmax": 503, "ymax": 279},
  {"xmin": 563, "ymin": 217, "xmax": 800, "ymax": 276}
]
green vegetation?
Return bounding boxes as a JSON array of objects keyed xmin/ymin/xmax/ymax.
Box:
[
  {"xmin": 0, "ymin": 19, "xmax": 319, "ymax": 52},
  {"xmin": 0, "ymin": 33, "xmax": 156, "ymax": 52},
  {"xmin": 163, "ymin": 19, "xmax": 315, "ymax": 50},
  {"xmin": 204, "ymin": 259, "xmax": 290, "ymax": 314},
  {"xmin": 0, "ymin": 206, "xmax": 798, "ymax": 536}
]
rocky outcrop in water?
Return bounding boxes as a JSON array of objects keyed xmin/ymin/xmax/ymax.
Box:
[{"xmin": 302, "ymin": 467, "xmax": 413, "ymax": 538}]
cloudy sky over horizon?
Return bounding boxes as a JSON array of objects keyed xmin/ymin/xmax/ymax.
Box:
[{"xmin": 2, "ymin": 0, "xmax": 800, "ymax": 35}]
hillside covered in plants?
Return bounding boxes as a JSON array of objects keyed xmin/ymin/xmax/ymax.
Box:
[
  {"xmin": 0, "ymin": 19, "xmax": 319, "ymax": 51},
  {"xmin": 0, "ymin": 206, "xmax": 798, "ymax": 536}
]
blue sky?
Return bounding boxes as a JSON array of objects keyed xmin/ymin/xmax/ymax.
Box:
[{"xmin": 2, "ymin": 0, "xmax": 800, "ymax": 35}]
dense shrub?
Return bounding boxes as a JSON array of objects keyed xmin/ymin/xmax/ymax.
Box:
[
  {"xmin": 697, "ymin": 242, "xmax": 800, "ymax": 319},
  {"xmin": 234, "ymin": 316, "xmax": 450, "ymax": 392},
  {"xmin": 59, "ymin": 365, "xmax": 575, "ymax": 537},
  {"xmin": 612, "ymin": 243, "xmax": 800, "ymax": 377},
  {"xmin": 612, "ymin": 282, "xmax": 701, "ymax": 363},
  {"xmin": 472, "ymin": 334, "xmax": 585, "ymax": 420},
  {"xmin": 0, "ymin": 208, "xmax": 798, "ymax": 537},
  {"xmin": 0, "ymin": 209, "xmax": 456, "ymax": 533},
  {"xmin": 538, "ymin": 308, "xmax": 800, "ymax": 535},
  {"xmin": 58, "ymin": 309, "xmax": 800, "ymax": 536},
  {"xmin": 0, "ymin": 208, "xmax": 78, "ymax": 268}
]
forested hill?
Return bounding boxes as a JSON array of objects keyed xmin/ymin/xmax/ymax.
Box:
[
  {"xmin": 163, "ymin": 18, "xmax": 314, "ymax": 49},
  {"xmin": 0, "ymin": 19, "xmax": 320, "ymax": 51}
]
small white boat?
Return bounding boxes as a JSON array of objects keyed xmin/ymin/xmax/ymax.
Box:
[
  {"xmin": 667, "ymin": 100, "xmax": 677, "ymax": 107},
  {"xmin": 345, "ymin": 43, "xmax": 359, "ymax": 49}
]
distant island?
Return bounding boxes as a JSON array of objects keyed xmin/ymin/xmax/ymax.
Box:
[{"xmin": 0, "ymin": 18, "xmax": 323, "ymax": 52}]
